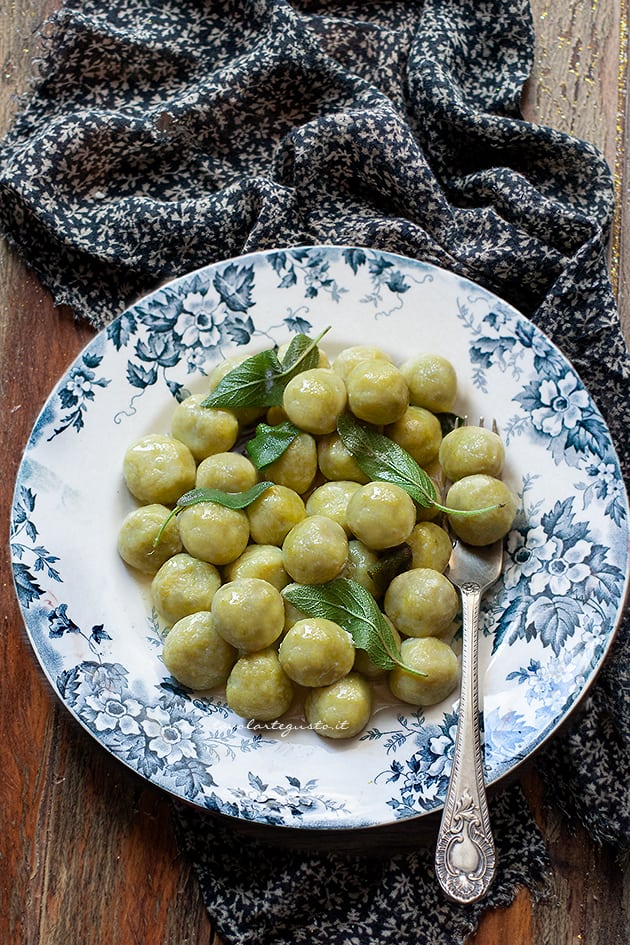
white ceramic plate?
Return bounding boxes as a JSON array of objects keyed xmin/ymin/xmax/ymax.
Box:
[{"xmin": 11, "ymin": 246, "xmax": 629, "ymax": 830}]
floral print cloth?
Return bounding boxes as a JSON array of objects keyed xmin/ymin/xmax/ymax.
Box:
[{"xmin": 1, "ymin": 0, "xmax": 628, "ymax": 942}]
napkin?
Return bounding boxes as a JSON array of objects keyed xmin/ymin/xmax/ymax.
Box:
[{"xmin": 2, "ymin": 1, "xmax": 628, "ymax": 942}]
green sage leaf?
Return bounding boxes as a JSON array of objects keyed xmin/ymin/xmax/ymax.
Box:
[
  {"xmin": 246, "ymin": 421, "xmax": 301, "ymax": 469},
  {"xmin": 153, "ymin": 481, "xmax": 273, "ymax": 547},
  {"xmin": 367, "ymin": 544, "xmax": 412, "ymax": 596},
  {"xmin": 337, "ymin": 414, "xmax": 502, "ymax": 517},
  {"xmin": 283, "ymin": 578, "xmax": 426, "ymax": 677},
  {"xmin": 436, "ymin": 412, "xmax": 465, "ymax": 436},
  {"xmin": 336, "ymin": 413, "xmax": 441, "ymax": 509},
  {"xmin": 201, "ymin": 348, "xmax": 285, "ymax": 409},
  {"xmin": 174, "ymin": 482, "xmax": 274, "ymax": 510},
  {"xmin": 279, "ymin": 333, "xmax": 321, "ymax": 376},
  {"xmin": 201, "ymin": 327, "xmax": 331, "ymax": 410}
]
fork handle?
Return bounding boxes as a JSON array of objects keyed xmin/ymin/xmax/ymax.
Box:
[{"xmin": 434, "ymin": 581, "xmax": 496, "ymax": 903}]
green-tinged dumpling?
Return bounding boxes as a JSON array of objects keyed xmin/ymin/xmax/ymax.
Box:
[
  {"xmin": 282, "ymin": 368, "xmax": 347, "ymax": 435},
  {"xmin": 384, "ymin": 568, "xmax": 459, "ymax": 638},
  {"xmin": 226, "ymin": 648, "xmax": 295, "ymax": 721},
  {"xmin": 163, "ymin": 611, "xmax": 237, "ymax": 690},
  {"xmin": 346, "ymin": 482, "xmax": 416, "ymax": 550},
  {"xmin": 346, "ymin": 359, "xmax": 409, "ymax": 425},
  {"xmin": 389, "ymin": 637, "xmax": 459, "ymax": 706},
  {"xmin": 171, "ymin": 395, "xmax": 238, "ymax": 461},
  {"xmin": 151, "ymin": 553, "xmax": 222, "ymax": 625},
  {"xmin": 446, "ymin": 475, "xmax": 516, "ymax": 546},
  {"xmin": 304, "ymin": 673, "xmax": 372, "ymax": 739},
  {"xmin": 439, "ymin": 425, "xmax": 505, "ymax": 482},
  {"xmin": 177, "ymin": 502, "xmax": 249, "ymax": 565},
  {"xmin": 123, "ymin": 434, "xmax": 196, "ymax": 505},
  {"xmin": 247, "ymin": 485, "xmax": 306, "ymax": 546},
  {"xmin": 278, "ymin": 618, "xmax": 354, "ymax": 687},
  {"xmin": 117, "ymin": 504, "xmax": 182, "ymax": 575},
  {"xmin": 212, "ymin": 578, "xmax": 285, "ymax": 651},
  {"xmin": 282, "ymin": 515, "xmax": 348, "ymax": 584}
]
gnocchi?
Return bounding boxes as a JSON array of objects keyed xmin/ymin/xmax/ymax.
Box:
[
  {"xmin": 279, "ymin": 617, "xmax": 355, "ymax": 687},
  {"xmin": 163, "ymin": 611, "xmax": 237, "ymax": 690},
  {"xmin": 117, "ymin": 333, "xmax": 517, "ymax": 741}
]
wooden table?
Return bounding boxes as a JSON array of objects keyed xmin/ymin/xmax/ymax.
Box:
[{"xmin": 2, "ymin": 2, "xmax": 629, "ymax": 942}]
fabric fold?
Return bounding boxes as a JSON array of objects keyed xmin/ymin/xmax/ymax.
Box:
[{"xmin": 173, "ymin": 782, "xmax": 551, "ymax": 945}]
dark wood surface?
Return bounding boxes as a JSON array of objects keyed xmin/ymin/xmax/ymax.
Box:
[{"xmin": 2, "ymin": 2, "xmax": 629, "ymax": 942}]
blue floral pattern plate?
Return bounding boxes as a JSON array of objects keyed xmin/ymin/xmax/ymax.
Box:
[{"xmin": 11, "ymin": 246, "xmax": 629, "ymax": 829}]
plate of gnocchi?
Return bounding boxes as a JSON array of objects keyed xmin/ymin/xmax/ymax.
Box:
[{"xmin": 11, "ymin": 245, "xmax": 629, "ymax": 829}]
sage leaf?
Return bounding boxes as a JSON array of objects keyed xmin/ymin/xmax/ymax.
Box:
[
  {"xmin": 279, "ymin": 332, "xmax": 321, "ymax": 375},
  {"xmin": 367, "ymin": 544, "xmax": 412, "ymax": 596},
  {"xmin": 337, "ymin": 414, "xmax": 503, "ymax": 518},
  {"xmin": 153, "ymin": 482, "xmax": 273, "ymax": 547},
  {"xmin": 436, "ymin": 412, "xmax": 465, "ymax": 436},
  {"xmin": 246, "ymin": 421, "xmax": 301, "ymax": 469},
  {"xmin": 336, "ymin": 413, "xmax": 442, "ymax": 509},
  {"xmin": 283, "ymin": 578, "xmax": 426, "ymax": 677},
  {"xmin": 201, "ymin": 348, "xmax": 285, "ymax": 408},
  {"xmin": 174, "ymin": 482, "xmax": 273, "ymax": 510},
  {"xmin": 337, "ymin": 414, "xmax": 502, "ymax": 517},
  {"xmin": 201, "ymin": 327, "xmax": 330, "ymax": 410}
]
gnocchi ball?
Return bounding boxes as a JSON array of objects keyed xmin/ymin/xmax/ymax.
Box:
[
  {"xmin": 305, "ymin": 480, "xmax": 361, "ymax": 534},
  {"xmin": 247, "ymin": 484, "xmax": 306, "ymax": 546},
  {"xmin": 282, "ymin": 368, "xmax": 347, "ymax": 435},
  {"xmin": 389, "ymin": 637, "xmax": 459, "ymax": 706},
  {"xmin": 122, "ymin": 434, "xmax": 196, "ymax": 505},
  {"xmin": 438, "ymin": 425, "xmax": 505, "ymax": 481},
  {"xmin": 341, "ymin": 540, "xmax": 381, "ymax": 598},
  {"xmin": 117, "ymin": 503, "xmax": 183, "ymax": 574},
  {"xmin": 278, "ymin": 617, "xmax": 355, "ymax": 687},
  {"xmin": 386, "ymin": 406, "xmax": 442, "ymax": 468},
  {"xmin": 178, "ymin": 502, "xmax": 249, "ymax": 565},
  {"xmin": 265, "ymin": 431, "xmax": 318, "ymax": 494},
  {"xmin": 332, "ymin": 345, "xmax": 392, "ymax": 383},
  {"xmin": 400, "ymin": 353, "xmax": 457, "ymax": 413},
  {"xmin": 353, "ymin": 617, "xmax": 401, "ymax": 679},
  {"xmin": 346, "ymin": 481, "xmax": 416, "ymax": 550},
  {"xmin": 317, "ymin": 433, "xmax": 369, "ymax": 484},
  {"xmin": 226, "ymin": 648, "xmax": 295, "ymax": 721},
  {"xmin": 266, "ymin": 405, "xmax": 289, "ymax": 425},
  {"xmin": 446, "ymin": 474, "xmax": 516, "ymax": 546},
  {"xmin": 384, "ymin": 567, "xmax": 458, "ymax": 637},
  {"xmin": 196, "ymin": 452, "xmax": 258, "ymax": 492},
  {"xmin": 304, "ymin": 672, "xmax": 372, "ymax": 739},
  {"xmin": 282, "ymin": 515, "xmax": 349, "ymax": 584},
  {"xmin": 151, "ymin": 553, "xmax": 222, "ymax": 624},
  {"xmin": 162, "ymin": 611, "xmax": 237, "ymax": 690},
  {"xmin": 407, "ymin": 522, "xmax": 453, "ymax": 573},
  {"xmin": 212, "ymin": 578, "xmax": 285, "ymax": 651},
  {"xmin": 346, "ymin": 359, "xmax": 409, "ymax": 425},
  {"xmin": 171, "ymin": 395, "xmax": 238, "ymax": 461},
  {"xmin": 223, "ymin": 544, "xmax": 290, "ymax": 591}
]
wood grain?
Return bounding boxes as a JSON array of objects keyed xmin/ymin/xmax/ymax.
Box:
[
  {"xmin": 1, "ymin": 2, "xmax": 628, "ymax": 944},
  {"xmin": 1, "ymin": 5, "xmax": 214, "ymax": 942}
]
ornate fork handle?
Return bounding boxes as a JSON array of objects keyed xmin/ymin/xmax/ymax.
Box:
[{"xmin": 434, "ymin": 580, "xmax": 496, "ymax": 903}]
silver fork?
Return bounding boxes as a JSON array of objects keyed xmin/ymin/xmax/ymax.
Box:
[{"xmin": 434, "ymin": 419, "xmax": 504, "ymax": 904}]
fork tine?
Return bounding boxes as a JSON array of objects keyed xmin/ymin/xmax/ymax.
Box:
[{"xmin": 469, "ymin": 416, "xmax": 499, "ymax": 433}]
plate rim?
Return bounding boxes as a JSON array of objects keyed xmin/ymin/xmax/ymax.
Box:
[{"xmin": 10, "ymin": 243, "xmax": 630, "ymax": 831}]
